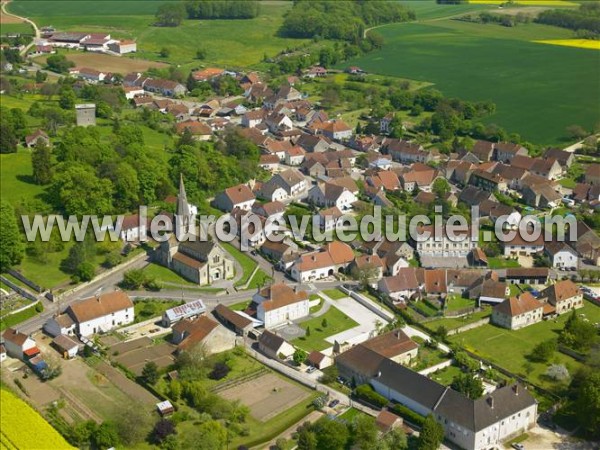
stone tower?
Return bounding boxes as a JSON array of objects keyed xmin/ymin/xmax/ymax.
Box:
[{"xmin": 75, "ymin": 104, "xmax": 96, "ymax": 127}]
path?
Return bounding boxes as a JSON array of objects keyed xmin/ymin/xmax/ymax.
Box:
[{"xmin": 1, "ymin": 1, "xmax": 40, "ymax": 55}]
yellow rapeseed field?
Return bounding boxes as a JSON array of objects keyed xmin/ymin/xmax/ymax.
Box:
[
  {"xmin": 533, "ymin": 39, "xmax": 600, "ymax": 50},
  {"xmin": 0, "ymin": 389, "xmax": 73, "ymax": 450},
  {"xmin": 469, "ymin": 0, "xmax": 578, "ymax": 5}
]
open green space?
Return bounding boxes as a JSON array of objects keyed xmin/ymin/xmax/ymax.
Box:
[
  {"xmin": 342, "ymin": 12, "xmax": 599, "ymax": 144},
  {"xmin": 322, "ymin": 288, "xmax": 347, "ymax": 300},
  {"xmin": 222, "ymin": 242, "xmax": 258, "ymax": 288},
  {"xmin": 445, "ymin": 295, "xmax": 475, "ymax": 312},
  {"xmin": 338, "ymin": 407, "xmax": 369, "ymax": 422},
  {"xmin": 488, "ymin": 257, "xmax": 521, "ymax": 269},
  {"xmin": 449, "ymin": 301, "xmax": 600, "ymax": 389},
  {"xmin": 0, "ymin": 149, "xmax": 46, "ymax": 206},
  {"xmin": 429, "ymin": 364, "xmax": 463, "ymax": 386},
  {"xmin": 424, "ymin": 306, "xmax": 492, "ymax": 331},
  {"xmin": 142, "ymin": 262, "xmax": 198, "ymax": 287},
  {"xmin": 133, "ymin": 298, "xmax": 183, "ymax": 323},
  {"xmin": 293, "ymin": 306, "xmax": 359, "ymax": 352},
  {"xmin": 246, "ymin": 269, "xmax": 272, "ymax": 290},
  {"xmin": 0, "ymin": 302, "xmax": 42, "ymax": 331},
  {"xmin": 10, "ymin": 1, "xmax": 307, "ymax": 67},
  {"xmin": 1, "ymin": 22, "xmax": 35, "ymax": 35}
]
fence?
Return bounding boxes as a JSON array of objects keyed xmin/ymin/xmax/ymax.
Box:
[
  {"xmin": 6, "ymin": 269, "xmax": 43, "ymax": 293},
  {"xmin": 447, "ymin": 317, "xmax": 490, "ymax": 336},
  {"xmin": 0, "ymin": 276, "xmax": 38, "ymax": 302}
]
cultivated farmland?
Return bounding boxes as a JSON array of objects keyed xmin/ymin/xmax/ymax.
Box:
[
  {"xmin": 342, "ymin": 16, "xmax": 600, "ymax": 144},
  {"xmin": 0, "ymin": 389, "xmax": 73, "ymax": 450},
  {"xmin": 34, "ymin": 51, "xmax": 168, "ymax": 73}
]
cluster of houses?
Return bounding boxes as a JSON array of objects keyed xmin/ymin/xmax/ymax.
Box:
[{"xmin": 36, "ymin": 30, "xmax": 136, "ymax": 54}]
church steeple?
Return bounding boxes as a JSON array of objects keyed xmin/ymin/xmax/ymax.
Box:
[{"xmin": 175, "ymin": 174, "xmax": 192, "ymax": 238}]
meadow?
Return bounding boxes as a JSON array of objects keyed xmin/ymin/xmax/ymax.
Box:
[
  {"xmin": 343, "ymin": 17, "xmax": 600, "ymax": 144},
  {"xmin": 9, "ymin": 1, "xmax": 308, "ymax": 67}
]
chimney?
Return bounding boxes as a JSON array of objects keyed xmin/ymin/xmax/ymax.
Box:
[
  {"xmin": 513, "ymin": 384, "xmax": 519, "ymax": 396},
  {"xmin": 487, "ymin": 396, "xmax": 494, "ymax": 409}
]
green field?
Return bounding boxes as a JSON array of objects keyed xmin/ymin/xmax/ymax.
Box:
[
  {"xmin": 10, "ymin": 1, "xmax": 307, "ymax": 67},
  {"xmin": 221, "ymin": 242, "xmax": 258, "ymax": 288},
  {"xmin": 342, "ymin": 6, "xmax": 599, "ymax": 144},
  {"xmin": 293, "ymin": 306, "xmax": 359, "ymax": 352},
  {"xmin": 449, "ymin": 301, "xmax": 600, "ymax": 389}
]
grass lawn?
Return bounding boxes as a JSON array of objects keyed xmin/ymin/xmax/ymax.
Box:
[
  {"xmin": 222, "ymin": 242, "xmax": 258, "ymax": 288},
  {"xmin": 142, "ymin": 262, "xmax": 198, "ymax": 287},
  {"xmin": 246, "ymin": 269, "xmax": 272, "ymax": 290},
  {"xmin": 429, "ymin": 364, "xmax": 463, "ymax": 386},
  {"xmin": 424, "ymin": 306, "xmax": 492, "ymax": 331},
  {"xmin": 341, "ymin": 14, "xmax": 599, "ymax": 144},
  {"xmin": 133, "ymin": 298, "xmax": 183, "ymax": 323},
  {"xmin": 0, "ymin": 149, "xmax": 47, "ymax": 206},
  {"xmin": 0, "ymin": 303, "xmax": 42, "ymax": 331},
  {"xmin": 445, "ymin": 295, "xmax": 475, "ymax": 312},
  {"xmin": 322, "ymin": 288, "xmax": 347, "ymax": 300},
  {"xmin": 413, "ymin": 345, "xmax": 450, "ymax": 371},
  {"xmin": 488, "ymin": 257, "xmax": 520, "ymax": 269},
  {"xmin": 293, "ymin": 306, "xmax": 359, "ymax": 352},
  {"xmin": 338, "ymin": 407, "xmax": 369, "ymax": 422},
  {"xmin": 16, "ymin": 241, "xmax": 80, "ymax": 289},
  {"xmin": 309, "ymin": 295, "xmax": 324, "ymax": 314},
  {"xmin": 449, "ymin": 301, "xmax": 600, "ymax": 389},
  {"xmin": 412, "ymin": 301, "xmax": 440, "ymax": 318},
  {"xmin": 229, "ymin": 300, "xmax": 252, "ymax": 311}
]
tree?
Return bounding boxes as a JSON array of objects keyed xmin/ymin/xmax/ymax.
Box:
[
  {"xmin": 560, "ymin": 310, "xmax": 599, "ymax": 352},
  {"xmin": 293, "ymin": 349, "xmax": 308, "ymax": 366},
  {"xmin": 0, "ymin": 122, "xmax": 17, "ymax": 153},
  {"xmin": 151, "ymin": 419, "xmax": 176, "ymax": 444},
  {"xmin": 196, "ymin": 48, "xmax": 207, "ymax": 60},
  {"xmin": 321, "ymin": 318, "xmax": 328, "ymax": 328},
  {"xmin": 529, "ymin": 339, "xmax": 557, "ymax": 362},
  {"xmin": 142, "ymin": 361, "xmax": 160, "ymax": 385},
  {"xmin": 46, "ymin": 54, "xmax": 75, "ymax": 73},
  {"xmin": 353, "ymin": 415, "xmax": 379, "ymax": 450},
  {"xmin": 121, "ymin": 269, "xmax": 146, "ymax": 290},
  {"xmin": 51, "ymin": 164, "xmax": 114, "ymax": 216},
  {"xmin": 155, "ymin": 2, "xmax": 185, "ymax": 26},
  {"xmin": 35, "ymin": 70, "xmax": 47, "ymax": 83},
  {"xmin": 91, "ymin": 422, "xmax": 120, "ymax": 450},
  {"xmin": 31, "ymin": 141, "xmax": 53, "ymax": 184},
  {"xmin": 434, "ymin": 325, "xmax": 448, "ymax": 340},
  {"xmin": 160, "ymin": 47, "xmax": 171, "ymax": 58},
  {"xmin": 566, "ymin": 124, "xmax": 588, "ymax": 140},
  {"xmin": 181, "ymin": 420, "xmax": 227, "ymax": 450},
  {"xmin": 209, "ymin": 362, "xmax": 230, "ymax": 380},
  {"xmin": 378, "ymin": 427, "xmax": 407, "ymax": 450},
  {"xmin": 296, "ymin": 422, "xmax": 317, "ymax": 450},
  {"xmin": 75, "ymin": 261, "xmax": 95, "ymax": 282},
  {"xmin": 59, "ymin": 87, "xmax": 77, "ymax": 110},
  {"xmin": 546, "ymin": 364, "xmax": 570, "ymax": 381},
  {"xmin": 169, "ymin": 378, "xmax": 182, "ymax": 400},
  {"xmin": 576, "ymin": 371, "xmax": 600, "ymax": 439},
  {"xmin": 0, "ymin": 201, "xmax": 24, "ymax": 270},
  {"xmin": 451, "ymin": 373, "xmax": 484, "ymax": 399},
  {"xmin": 115, "ymin": 403, "xmax": 152, "ymax": 446},
  {"xmin": 432, "ymin": 178, "xmax": 450, "ymax": 197},
  {"xmin": 417, "ymin": 415, "xmax": 444, "ymax": 450},
  {"xmin": 313, "ymin": 417, "xmax": 349, "ymax": 450}
]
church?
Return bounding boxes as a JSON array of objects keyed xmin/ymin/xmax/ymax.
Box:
[{"xmin": 155, "ymin": 176, "xmax": 235, "ymax": 286}]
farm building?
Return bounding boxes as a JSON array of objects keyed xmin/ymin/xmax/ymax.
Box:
[
  {"xmin": 171, "ymin": 315, "xmax": 235, "ymax": 353},
  {"xmin": 1, "ymin": 328, "xmax": 39, "ymax": 361},
  {"xmin": 52, "ymin": 334, "xmax": 80, "ymax": 359},
  {"xmin": 162, "ymin": 300, "xmax": 206, "ymax": 327},
  {"xmin": 212, "ymin": 304, "xmax": 254, "ymax": 336},
  {"xmin": 108, "ymin": 39, "xmax": 137, "ymax": 54}
]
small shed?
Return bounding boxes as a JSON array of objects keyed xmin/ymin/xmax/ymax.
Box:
[
  {"xmin": 53, "ymin": 334, "xmax": 80, "ymax": 359},
  {"xmin": 156, "ymin": 400, "xmax": 175, "ymax": 416},
  {"xmin": 162, "ymin": 300, "xmax": 206, "ymax": 327}
]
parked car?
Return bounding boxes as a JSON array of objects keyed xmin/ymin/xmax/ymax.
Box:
[
  {"xmin": 511, "ymin": 444, "xmax": 524, "ymax": 450},
  {"xmin": 306, "ymin": 366, "xmax": 316, "ymax": 374},
  {"xmin": 328, "ymin": 399, "xmax": 339, "ymax": 408}
]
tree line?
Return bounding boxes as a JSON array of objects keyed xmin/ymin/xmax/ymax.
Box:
[
  {"xmin": 185, "ymin": 0, "xmax": 260, "ymax": 19},
  {"xmin": 280, "ymin": 0, "xmax": 414, "ymax": 43},
  {"xmin": 536, "ymin": 2, "xmax": 600, "ymax": 38}
]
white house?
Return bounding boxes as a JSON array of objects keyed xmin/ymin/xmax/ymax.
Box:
[
  {"xmin": 317, "ymin": 206, "xmax": 344, "ymax": 232},
  {"xmin": 257, "ymin": 180, "xmax": 289, "ymax": 202},
  {"xmin": 119, "ymin": 214, "xmax": 147, "ymax": 242},
  {"xmin": 491, "ymin": 293, "xmax": 543, "ymax": 330},
  {"xmin": 254, "ymin": 283, "xmax": 310, "ymax": 328},
  {"xmin": 414, "ymin": 226, "xmax": 477, "ymax": 258},
  {"xmin": 308, "ymin": 182, "xmax": 357, "ymax": 211},
  {"xmin": 291, "ymin": 251, "xmax": 336, "ymax": 282},
  {"xmin": 1, "ymin": 328, "xmax": 38, "ymax": 360},
  {"xmin": 544, "ymin": 242, "xmax": 578, "ymax": 270},
  {"xmin": 212, "ymin": 184, "xmax": 256, "ymax": 212},
  {"xmin": 58, "ymin": 291, "xmax": 134, "ymax": 337},
  {"xmin": 270, "ymin": 169, "xmax": 307, "ymax": 198},
  {"xmin": 503, "ymin": 234, "xmax": 544, "ymax": 258}
]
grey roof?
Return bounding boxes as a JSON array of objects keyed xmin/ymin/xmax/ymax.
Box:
[
  {"xmin": 259, "ymin": 330, "xmax": 285, "ymax": 352},
  {"xmin": 163, "ymin": 300, "xmax": 206, "ymax": 323}
]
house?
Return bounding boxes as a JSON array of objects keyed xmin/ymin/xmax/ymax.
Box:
[
  {"xmin": 367, "ymin": 170, "xmax": 401, "ymax": 191},
  {"xmin": 377, "ymin": 268, "xmax": 421, "ymax": 301},
  {"xmin": 494, "ymin": 142, "xmax": 528, "ymax": 163},
  {"xmin": 191, "ymin": 67, "xmax": 224, "ymax": 82},
  {"xmin": 256, "ymin": 180, "xmax": 288, "ymax": 202},
  {"xmin": 469, "ymin": 277, "xmax": 509, "ymax": 305},
  {"xmin": 265, "ymin": 112, "xmax": 293, "ymax": 133},
  {"xmin": 521, "ymin": 181, "xmax": 561, "ymax": 209},
  {"xmin": 511, "ymin": 155, "xmax": 562, "ymax": 180},
  {"xmin": 544, "ymin": 148, "xmax": 574, "ymax": 168},
  {"xmin": 503, "ymin": 233, "xmax": 544, "ymax": 257},
  {"xmin": 319, "ymin": 120, "xmax": 353, "ymax": 141},
  {"xmin": 24, "ymin": 129, "xmax": 50, "ymax": 148},
  {"xmin": 471, "ymin": 140, "xmax": 495, "ymax": 162},
  {"xmin": 259, "ymin": 154, "xmax": 280, "ymax": 171},
  {"xmin": 171, "ymin": 316, "xmax": 235, "ymax": 353},
  {"xmin": 213, "ymin": 304, "xmax": 254, "ymax": 336},
  {"xmin": 290, "ymin": 241, "xmax": 354, "ymax": 282},
  {"xmin": 362, "ymin": 329, "xmax": 419, "ymax": 366},
  {"xmin": 376, "ymin": 410, "xmax": 404, "ymax": 433},
  {"xmin": 270, "ymin": 169, "xmax": 307, "ymax": 198},
  {"xmin": 212, "ymin": 184, "xmax": 255, "ymax": 212},
  {"xmin": 124, "ymin": 86, "xmax": 145, "ymax": 100},
  {"xmin": 304, "ymin": 66, "xmax": 327, "ymax": 78},
  {"xmin": 162, "ymin": 300, "xmax": 206, "ymax": 327},
  {"xmin": 380, "ymin": 112, "xmax": 394, "ymax": 134},
  {"xmin": 107, "ymin": 39, "xmax": 136, "ymax": 54},
  {"xmin": 52, "ymin": 334, "xmax": 80, "ymax": 358},
  {"xmin": 348, "ymin": 254, "xmax": 384, "ymax": 285},
  {"xmin": 1, "ymin": 328, "xmax": 38, "ymax": 360},
  {"xmin": 469, "ymin": 170, "xmax": 507, "ymax": 193},
  {"xmin": 399, "ymin": 168, "xmax": 439, "ymax": 193},
  {"xmin": 585, "ymin": 164, "xmax": 600, "ymax": 185},
  {"xmin": 252, "ymin": 200, "xmax": 285, "ymax": 219},
  {"xmin": 544, "ymin": 242, "xmax": 578, "ymax": 270},
  {"xmin": 413, "ymin": 225, "xmax": 477, "ymax": 259},
  {"xmin": 77, "ymin": 67, "xmax": 106, "ymax": 83},
  {"xmin": 258, "ymin": 330, "xmax": 295, "ymax": 359},
  {"xmin": 241, "ymin": 109, "xmax": 265, "ymax": 128},
  {"xmin": 307, "ymin": 350, "xmax": 332, "ymax": 369},
  {"xmin": 492, "ymin": 293, "xmax": 543, "ymax": 330},
  {"xmin": 143, "ymin": 78, "xmax": 186, "ymax": 97},
  {"xmin": 175, "ymin": 120, "xmax": 212, "ymax": 140},
  {"xmin": 254, "ymin": 283, "xmax": 310, "ymax": 328},
  {"xmin": 297, "ymin": 134, "xmax": 331, "ymax": 153},
  {"xmin": 568, "ymin": 220, "xmax": 600, "ymax": 265},
  {"xmin": 118, "ymin": 214, "xmax": 146, "ymax": 242},
  {"xmin": 502, "ymin": 268, "xmax": 549, "ymax": 285},
  {"xmin": 317, "ymin": 206, "xmax": 344, "ymax": 232},
  {"xmin": 539, "ymin": 280, "xmax": 583, "ymax": 315},
  {"xmin": 308, "ymin": 182, "xmax": 357, "ymax": 211},
  {"xmin": 285, "ymin": 146, "xmax": 306, "ymax": 166}
]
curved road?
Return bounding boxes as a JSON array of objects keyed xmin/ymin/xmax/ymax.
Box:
[{"xmin": 1, "ymin": 1, "xmax": 40, "ymax": 55}]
